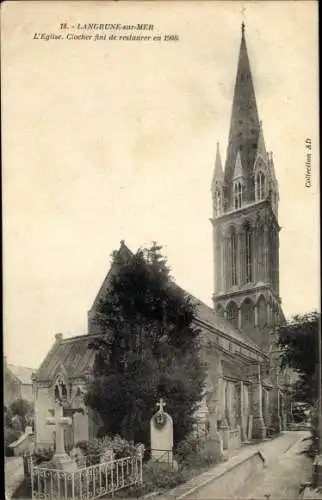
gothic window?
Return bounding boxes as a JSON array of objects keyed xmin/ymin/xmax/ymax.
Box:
[
  {"xmin": 241, "ymin": 298, "xmax": 254, "ymax": 331},
  {"xmin": 245, "ymin": 225, "xmax": 253, "ymax": 283},
  {"xmin": 257, "ymin": 296, "xmax": 267, "ymax": 328},
  {"xmin": 257, "ymin": 225, "xmax": 264, "ymax": 281},
  {"xmin": 231, "ymin": 231, "xmax": 237, "ymax": 286},
  {"xmin": 234, "ymin": 184, "xmax": 238, "ymax": 209},
  {"xmin": 238, "ymin": 183, "xmax": 242, "ymax": 207},
  {"xmin": 215, "ymin": 190, "xmax": 222, "ymax": 216},
  {"xmin": 226, "ymin": 301, "xmax": 239, "ymax": 329},
  {"xmin": 234, "ymin": 182, "xmax": 243, "ymax": 209},
  {"xmin": 256, "ymin": 171, "xmax": 266, "ymax": 200}
]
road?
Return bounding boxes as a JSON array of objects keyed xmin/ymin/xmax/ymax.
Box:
[{"xmin": 236, "ymin": 431, "xmax": 312, "ymax": 499}]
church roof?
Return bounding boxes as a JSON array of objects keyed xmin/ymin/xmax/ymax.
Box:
[
  {"xmin": 90, "ymin": 241, "xmax": 262, "ymax": 353},
  {"xmin": 90, "ymin": 241, "xmax": 132, "ymax": 312},
  {"xmin": 7, "ymin": 364, "xmax": 34, "ymax": 385},
  {"xmin": 184, "ymin": 291, "xmax": 262, "ymax": 353},
  {"xmin": 35, "ymin": 334, "xmax": 98, "ymax": 382},
  {"xmin": 36, "ymin": 240, "xmax": 263, "ymax": 383}
]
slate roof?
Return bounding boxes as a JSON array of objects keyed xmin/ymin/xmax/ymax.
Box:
[
  {"xmin": 36, "ymin": 241, "xmax": 264, "ymax": 383},
  {"xmin": 179, "ymin": 288, "xmax": 262, "ymax": 353},
  {"xmin": 35, "ymin": 334, "xmax": 99, "ymax": 382},
  {"xmin": 7, "ymin": 364, "xmax": 34, "ymax": 385}
]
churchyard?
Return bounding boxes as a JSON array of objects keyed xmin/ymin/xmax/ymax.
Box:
[
  {"xmin": 7, "ymin": 395, "xmax": 226, "ymax": 499},
  {"xmin": 6, "ymin": 398, "xmax": 316, "ymax": 500}
]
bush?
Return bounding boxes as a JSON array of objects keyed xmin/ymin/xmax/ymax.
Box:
[
  {"xmin": 176, "ymin": 434, "xmax": 222, "ymax": 469},
  {"xmin": 115, "ymin": 462, "xmax": 191, "ymax": 498},
  {"xmin": 176, "ymin": 434, "xmax": 199, "ymax": 463},
  {"xmin": 33, "ymin": 448, "xmax": 54, "ymax": 465},
  {"xmin": 75, "ymin": 435, "xmax": 144, "ymax": 465}
]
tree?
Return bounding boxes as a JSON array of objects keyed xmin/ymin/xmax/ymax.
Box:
[
  {"xmin": 276, "ymin": 311, "xmax": 320, "ymax": 405},
  {"xmin": 9, "ymin": 398, "xmax": 34, "ymax": 431},
  {"xmin": 85, "ymin": 242, "xmax": 207, "ymax": 446}
]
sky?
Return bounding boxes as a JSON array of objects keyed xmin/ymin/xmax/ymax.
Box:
[{"xmin": 2, "ymin": 1, "xmax": 319, "ymax": 369}]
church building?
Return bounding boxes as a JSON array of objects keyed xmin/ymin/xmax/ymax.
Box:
[{"xmin": 32, "ymin": 24, "xmax": 289, "ymax": 452}]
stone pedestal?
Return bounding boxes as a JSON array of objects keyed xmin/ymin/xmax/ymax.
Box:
[
  {"xmin": 207, "ymin": 402, "xmax": 223, "ymax": 459},
  {"xmin": 219, "ymin": 419, "xmax": 229, "ymax": 450},
  {"xmin": 52, "ymin": 453, "xmax": 78, "ymax": 472}
]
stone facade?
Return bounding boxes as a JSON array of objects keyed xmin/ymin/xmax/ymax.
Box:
[{"xmin": 211, "ymin": 26, "xmax": 283, "ymax": 354}]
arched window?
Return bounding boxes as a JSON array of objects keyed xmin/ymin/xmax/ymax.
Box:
[
  {"xmin": 215, "ymin": 190, "xmax": 222, "ymax": 216},
  {"xmin": 234, "ymin": 183, "xmax": 243, "ymax": 209},
  {"xmin": 241, "ymin": 298, "xmax": 254, "ymax": 331},
  {"xmin": 256, "ymin": 171, "xmax": 266, "ymax": 200},
  {"xmin": 245, "ymin": 225, "xmax": 253, "ymax": 283},
  {"xmin": 257, "ymin": 225, "xmax": 264, "ymax": 281},
  {"xmin": 238, "ymin": 183, "xmax": 243, "ymax": 207},
  {"xmin": 226, "ymin": 301, "xmax": 239, "ymax": 329},
  {"xmin": 257, "ymin": 296, "xmax": 267, "ymax": 328},
  {"xmin": 231, "ymin": 231, "xmax": 237, "ymax": 286}
]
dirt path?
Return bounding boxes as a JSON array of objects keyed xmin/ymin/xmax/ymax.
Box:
[
  {"xmin": 237, "ymin": 431, "xmax": 312, "ymax": 499},
  {"xmin": 5, "ymin": 456, "xmax": 24, "ymax": 499}
]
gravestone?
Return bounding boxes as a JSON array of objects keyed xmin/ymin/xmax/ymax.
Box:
[
  {"xmin": 46, "ymin": 403, "xmax": 77, "ymax": 471},
  {"xmin": 150, "ymin": 399, "xmax": 177, "ymax": 469}
]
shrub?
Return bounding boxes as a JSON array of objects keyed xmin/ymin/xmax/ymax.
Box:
[
  {"xmin": 176, "ymin": 434, "xmax": 199, "ymax": 464},
  {"xmin": 115, "ymin": 462, "xmax": 191, "ymax": 498},
  {"xmin": 33, "ymin": 448, "xmax": 54, "ymax": 464},
  {"xmin": 75, "ymin": 435, "xmax": 144, "ymax": 465}
]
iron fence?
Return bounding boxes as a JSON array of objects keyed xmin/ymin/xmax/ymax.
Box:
[
  {"xmin": 144, "ymin": 448, "xmax": 177, "ymax": 470},
  {"xmin": 29, "ymin": 454, "xmax": 143, "ymax": 499}
]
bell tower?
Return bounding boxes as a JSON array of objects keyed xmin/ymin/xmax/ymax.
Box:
[{"xmin": 211, "ymin": 24, "xmax": 282, "ymax": 352}]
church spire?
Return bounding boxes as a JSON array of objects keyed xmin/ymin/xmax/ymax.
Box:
[
  {"xmin": 211, "ymin": 142, "xmax": 223, "ymax": 192},
  {"xmin": 224, "ymin": 24, "xmax": 261, "ymax": 203}
]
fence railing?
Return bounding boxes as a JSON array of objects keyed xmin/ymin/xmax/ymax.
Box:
[
  {"xmin": 30, "ymin": 454, "xmax": 143, "ymax": 500},
  {"xmin": 145, "ymin": 448, "xmax": 177, "ymax": 471}
]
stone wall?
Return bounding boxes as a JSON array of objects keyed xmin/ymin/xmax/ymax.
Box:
[
  {"xmin": 35, "ymin": 386, "xmax": 55, "ymax": 445},
  {"xmin": 21, "ymin": 384, "xmax": 33, "ymax": 403}
]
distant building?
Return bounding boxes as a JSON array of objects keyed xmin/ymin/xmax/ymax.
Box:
[{"xmin": 4, "ymin": 358, "xmax": 34, "ymax": 406}]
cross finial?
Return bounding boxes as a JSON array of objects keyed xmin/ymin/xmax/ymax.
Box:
[
  {"xmin": 241, "ymin": 4, "xmax": 246, "ymax": 35},
  {"xmin": 156, "ymin": 398, "xmax": 166, "ymax": 413}
]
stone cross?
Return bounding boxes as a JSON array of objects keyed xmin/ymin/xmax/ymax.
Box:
[
  {"xmin": 156, "ymin": 398, "xmax": 166, "ymax": 413},
  {"xmin": 46, "ymin": 404, "xmax": 72, "ymax": 456}
]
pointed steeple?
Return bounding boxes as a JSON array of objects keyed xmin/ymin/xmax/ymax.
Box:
[
  {"xmin": 211, "ymin": 142, "xmax": 223, "ymax": 192},
  {"xmin": 224, "ymin": 24, "xmax": 261, "ymax": 203},
  {"xmin": 233, "ymin": 150, "xmax": 245, "ymax": 180},
  {"xmin": 256, "ymin": 121, "xmax": 267, "ymax": 162},
  {"xmin": 268, "ymin": 152, "xmax": 279, "ymax": 192}
]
